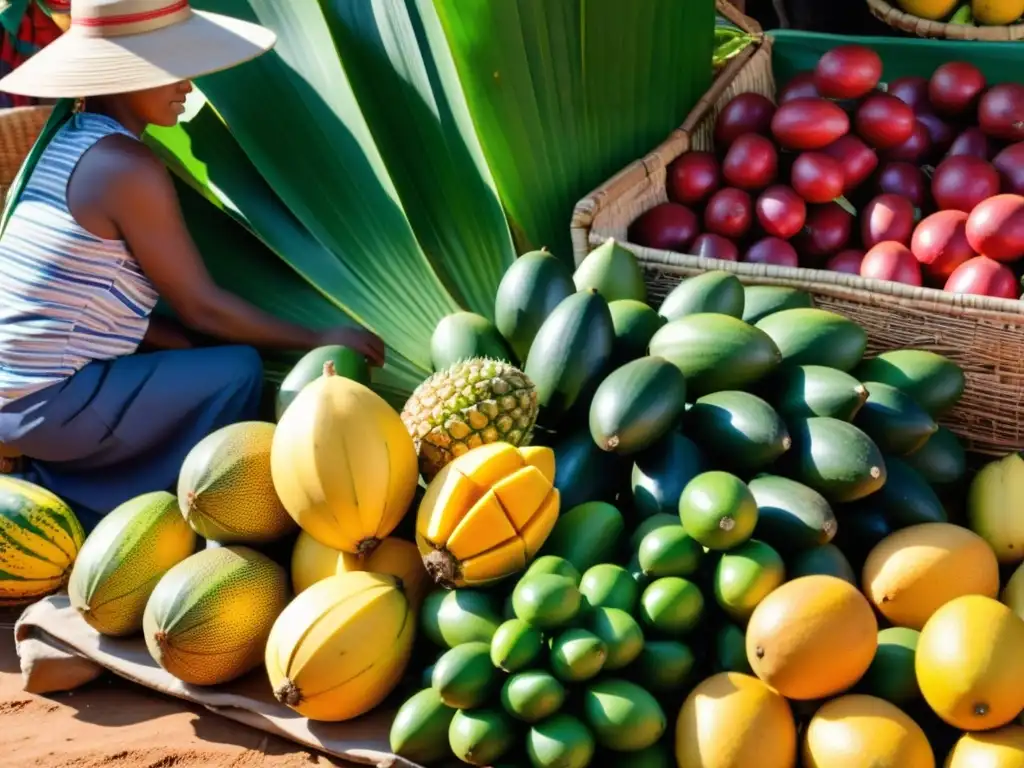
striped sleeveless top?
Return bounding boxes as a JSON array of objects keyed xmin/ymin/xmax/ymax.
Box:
[{"xmin": 0, "ymin": 113, "xmax": 158, "ymax": 403}]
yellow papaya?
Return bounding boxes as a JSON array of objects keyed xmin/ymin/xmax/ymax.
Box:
[
  {"xmin": 967, "ymin": 452, "xmax": 1024, "ymax": 564},
  {"xmin": 270, "ymin": 363, "xmax": 419, "ymax": 555},
  {"xmin": 416, "ymin": 442, "xmax": 559, "ymax": 588},
  {"xmin": 265, "ymin": 571, "xmax": 414, "ymax": 721}
]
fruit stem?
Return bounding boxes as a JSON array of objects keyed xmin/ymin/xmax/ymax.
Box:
[
  {"xmin": 275, "ymin": 680, "xmax": 303, "ymax": 707},
  {"xmin": 833, "ymin": 195, "xmax": 857, "ymax": 217},
  {"xmin": 323, "ymin": 360, "xmax": 337, "ymax": 378},
  {"xmin": 356, "ymin": 537, "xmax": 381, "ymax": 557},
  {"xmin": 423, "ymin": 549, "xmax": 461, "ymax": 590}
]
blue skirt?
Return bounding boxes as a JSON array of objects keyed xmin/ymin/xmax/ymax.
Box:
[{"xmin": 0, "ymin": 346, "xmax": 264, "ymax": 532}]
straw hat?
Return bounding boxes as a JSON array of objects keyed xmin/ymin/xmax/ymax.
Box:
[{"xmin": 0, "ymin": 0, "xmax": 276, "ymax": 98}]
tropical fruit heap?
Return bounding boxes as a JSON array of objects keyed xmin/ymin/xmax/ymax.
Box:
[
  {"xmin": 896, "ymin": 0, "xmax": 1024, "ymax": 26},
  {"xmin": 4, "ymin": 239, "xmax": 1024, "ymax": 766},
  {"xmin": 629, "ymin": 44, "xmax": 1024, "ymax": 301}
]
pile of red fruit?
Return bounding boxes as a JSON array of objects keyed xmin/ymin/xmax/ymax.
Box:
[{"xmin": 627, "ymin": 45, "xmax": 1024, "ymax": 300}]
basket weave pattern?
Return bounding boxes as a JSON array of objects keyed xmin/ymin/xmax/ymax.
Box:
[
  {"xmin": 0, "ymin": 105, "xmax": 50, "ymax": 201},
  {"xmin": 866, "ymin": 0, "xmax": 1024, "ymax": 40},
  {"xmin": 570, "ymin": 14, "xmax": 1024, "ymax": 456}
]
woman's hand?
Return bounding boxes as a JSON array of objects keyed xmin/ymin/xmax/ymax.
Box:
[{"xmin": 315, "ymin": 327, "xmax": 386, "ymax": 367}]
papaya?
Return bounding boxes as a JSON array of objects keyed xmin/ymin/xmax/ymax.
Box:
[
  {"xmin": 415, "ymin": 443, "xmax": 560, "ymax": 588},
  {"xmin": 431, "ymin": 311, "xmax": 513, "ymax": 371},
  {"xmin": 513, "ymin": 573, "xmax": 582, "ymax": 629},
  {"xmin": 854, "ymin": 382, "xmax": 938, "ymax": 456},
  {"xmin": 755, "ymin": 308, "xmax": 867, "ymax": 372},
  {"xmin": 741, "ymin": 284, "xmax": 814, "ymax": 324},
  {"xmin": 862, "ymin": 522, "xmax": 999, "ymax": 631},
  {"xmin": 494, "ymin": 248, "xmax": 575, "ymax": 363},
  {"xmin": 490, "ymin": 618, "xmax": 543, "ymax": 672},
  {"xmin": 877, "ymin": 457, "xmax": 947, "ymax": 529},
  {"xmin": 632, "ymin": 432, "xmax": 706, "ymax": 519},
  {"xmin": 550, "ymin": 627, "xmax": 608, "ymax": 682},
  {"xmin": 584, "ymin": 607, "xmax": 644, "ymax": 670},
  {"xmin": 552, "ymin": 428, "xmax": 626, "ymax": 510},
  {"xmin": 579, "ymin": 564, "xmax": 639, "ymax": 613},
  {"xmin": 678, "ymin": 471, "xmax": 758, "ymax": 551},
  {"xmin": 786, "ymin": 417, "xmax": 887, "ymax": 502},
  {"xmin": 68, "ymin": 491, "xmax": 195, "ymax": 636},
  {"xmin": 967, "ymin": 452, "xmax": 1024, "ymax": 564},
  {"xmin": 945, "ymin": 726, "xmax": 1024, "ymax": 768},
  {"xmin": 745, "ymin": 575, "xmax": 878, "ymax": 700},
  {"xmin": 687, "ymin": 391, "xmax": 791, "ymax": 474},
  {"xmin": 749, "ymin": 475, "xmax": 836, "ymax": 553},
  {"xmin": 658, "ymin": 271, "xmax": 744, "ymax": 321},
  {"xmin": 266, "ymin": 571, "xmax": 413, "ymax": 721},
  {"xmin": 389, "ymin": 688, "xmax": 456, "ymax": 765},
  {"xmin": 275, "ymin": 345, "xmax": 370, "ymax": 420},
  {"xmin": 526, "ymin": 713, "xmax": 596, "ymax": 768},
  {"xmin": 432, "ymin": 642, "xmax": 497, "ymax": 709},
  {"xmin": 768, "ymin": 364, "xmax": 869, "ymax": 421},
  {"xmin": 648, "ymin": 313, "xmax": 782, "ymax": 397},
  {"xmin": 609, "ymin": 299, "xmax": 665, "ymax": 363},
  {"xmin": 524, "ymin": 290, "xmax": 614, "ymax": 424},
  {"xmin": 146, "ymin": 546, "xmax": 290, "ymax": 686},
  {"xmin": 1002, "ymin": 561, "xmax": 1024, "ymax": 622},
  {"xmin": 0, "ymin": 476, "xmax": 86, "ymax": 607},
  {"xmin": 589, "ymin": 357, "xmax": 687, "ymax": 455},
  {"xmin": 541, "ymin": 501, "xmax": 624, "ymax": 573},
  {"xmin": 631, "ymin": 513, "xmax": 681, "ymax": 551},
  {"xmin": 855, "ymin": 349, "xmax": 965, "ymax": 417},
  {"xmin": 574, "ymin": 238, "xmax": 647, "ymax": 303},
  {"xmin": 633, "ymin": 640, "xmax": 697, "ymax": 692},
  {"xmin": 916, "ymin": 595, "xmax": 1024, "ymax": 731},
  {"xmin": 271, "ymin": 367, "xmax": 418, "ymax": 554},
  {"xmin": 713, "ymin": 540, "xmax": 786, "ymax": 623},
  {"xmin": 862, "ymin": 627, "xmax": 921, "ymax": 705},
  {"xmin": 420, "ymin": 588, "xmax": 502, "ymax": 648},
  {"xmin": 676, "ymin": 672, "xmax": 797, "ymax": 768},
  {"xmin": 524, "ymin": 554, "xmax": 581, "ymax": 584},
  {"xmin": 903, "ymin": 427, "xmax": 966, "ymax": 487},
  {"xmin": 501, "ymin": 670, "xmax": 566, "ymax": 722},
  {"xmin": 639, "ymin": 577, "xmax": 705, "ymax": 636},
  {"xmin": 803, "ymin": 694, "xmax": 934, "ymax": 768},
  {"xmin": 448, "ymin": 708, "xmax": 515, "ymax": 766},
  {"xmin": 584, "ymin": 678, "xmax": 666, "ymax": 752},
  {"xmin": 637, "ymin": 525, "xmax": 703, "ymax": 578},
  {"xmin": 787, "ymin": 543, "xmax": 856, "ymax": 585}
]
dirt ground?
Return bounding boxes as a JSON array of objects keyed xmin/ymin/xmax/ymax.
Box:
[{"xmin": 0, "ymin": 621, "xmax": 357, "ymax": 768}]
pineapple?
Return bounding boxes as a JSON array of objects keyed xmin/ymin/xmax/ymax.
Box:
[{"xmin": 401, "ymin": 358, "xmax": 539, "ymax": 480}]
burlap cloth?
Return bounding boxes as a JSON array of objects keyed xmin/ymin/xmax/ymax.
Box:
[{"xmin": 13, "ymin": 594, "xmax": 421, "ymax": 768}]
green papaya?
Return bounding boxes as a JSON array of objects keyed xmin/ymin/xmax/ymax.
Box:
[
  {"xmin": 589, "ymin": 357, "xmax": 687, "ymax": 455},
  {"xmin": 854, "ymin": 381, "xmax": 938, "ymax": 456},
  {"xmin": 678, "ymin": 471, "xmax": 758, "ymax": 551},
  {"xmin": 448, "ymin": 708, "xmax": 515, "ymax": 766},
  {"xmin": 276, "ymin": 345, "xmax": 370, "ymax": 420},
  {"xmin": 787, "ymin": 543, "xmax": 857, "ymax": 585},
  {"xmin": 610, "ymin": 299, "xmax": 665, "ymax": 363},
  {"xmin": 769, "ymin": 364, "xmax": 869, "ymax": 422},
  {"xmin": 633, "ymin": 640, "xmax": 697, "ymax": 692},
  {"xmin": 855, "ymin": 350, "xmax": 965, "ymax": 417},
  {"xmin": 862, "ymin": 627, "xmax": 921, "ymax": 706},
  {"xmin": 573, "ymin": 238, "xmax": 647, "ymax": 303},
  {"xmin": 713, "ymin": 539, "xmax": 785, "ymax": 623},
  {"xmin": 786, "ymin": 417, "xmax": 887, "ymax": 502},
  {"xmin": 649, "ymin": 313, "xmax": 781, "ymax": 397},
  {"xmin": 584, "ymin": 607, "xmax": 644, "ymax": 670},
  {"xmin": 632, "ymin": 432, "xmax": 706, "ymax": 519},
  {"xmin": 552, "ymin": 429, "xmax": 626, "ymax": 510},
  {"xmin": 630, "ymin": 513, "xmax": 682, "ymax": 551},
  {"xmin": 755, "ymin": 308, "xmax": 867, "ymax": 372},
  {"xmin": 502, "ymin": 670, "xmax": 567, "ymax": 723},
  {"xmin": 494, "ymin": 248, "xmax": 575, "ymax": 363},
  {"xmin": 687, "ymin": 391, "xmax": 791, "ymax": 474},
  {"xmin": 524, "ymin": 290, "xmax": 614, "ymax": 425},
  {"xmin": 421, "ymin": 589, "xmax": 502, "ymax": 648},
  {"xmin": 639, "ymin": 577, "xmax": 705, "ymax": 636},
  {"xmin": 490, "ymin": 618, "xmax": 543, "ymax": 673},
  {"xmin": 524, "ymin": 555, "xmax": 581, "ymax": 584},
  {"xmin": 431, "ymin": 312, "xmax": 512, "ymax": 371},
  {"xmin": 541, "ymin": 501, "xmax": 625, "ymax": 573},
  {"xmin": 903, "ymin": 426, "xmax": 966, "ymax": 487},
  {"xmin": 877, "ymin": 456, "xmax": 947, "ymax": 529},
  {"xmin": 579, "ymin": 564, "xmax": 639, "ymax": 613},
  {"xmin": 658, "ymin": 271, "xmax": 744, "ymax": 321},
  {"xmin": 526, "ymin": 713, "xmax": 596, "ymax": 768},
  {"xmin": 550, "ymin": 628, "xmax": 608, "ymax": 682},
  {"xmin": 389, "ymin": 688, "xmax": 456, "ymax": 764},
  {"xmin": 583, "ymin": 679, "xmax": 667, "ymax": 752},
  {"xmin": 512, "ymin": 574, "xmax": 582, "ymax": 630},
  {"xmin": 637, "ymin": 524, "xmax": 703, "ymax": 578},
  {"xmin": 749, "ymin": 474, "xmax": 837, "ymax": 553},
  {"xmin": 432, "ymin": 642, "xmax": 497, "ymax": 709},
  {"xmin": 741, "ymin": 285, "xmax": 814, "ymax": 324}
]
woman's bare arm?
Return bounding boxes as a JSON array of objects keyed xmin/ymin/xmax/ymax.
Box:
[{"xmin": 84, "ymin": 138, "xmax": 384, "ymax": 364}]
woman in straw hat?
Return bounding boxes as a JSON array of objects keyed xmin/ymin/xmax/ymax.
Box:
[{"xmin": 0, "ymin": 0, "xmax": 385, "ymax": 530}]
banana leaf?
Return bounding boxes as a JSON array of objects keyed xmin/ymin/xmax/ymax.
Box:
[{"xmin": 433, "ymin": 0, "xmax": 716, "ymax": 262}]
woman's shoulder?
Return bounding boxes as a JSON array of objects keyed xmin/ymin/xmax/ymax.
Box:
[{"xmin": 74, "ymin": 133, "xmax": 174, "ymax": 202}]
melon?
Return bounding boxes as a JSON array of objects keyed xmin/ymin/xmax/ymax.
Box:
[
  {"xmin": 178, "ymin": 421, "xmax": 295, "ymax": 544},
  {"xmin": 0, "ymin": 476, "xmax": 85, "ymax": 606},
  {"xmin": 69, "ymin": 491, "xmax": 196, "ymax": 636},
  {"xmin": 143, "ymin": 546, "xmax": 290, "ymax": 685},
  {"xmin": 946, "ymin": 725, "xmax": 1024, "ymax": 768},
  {"xmin": 265, "ymin": 571, "xmax": 415, "ymax": 721},
  {"xmin": 275, "ymin": 346, "xmax": 371, "ymax": 421},
  {"xmin": 271, "ymin": 367, "xmax": 419, "ymax": 554}
]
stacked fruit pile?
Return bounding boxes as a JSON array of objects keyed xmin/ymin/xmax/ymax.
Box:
[
  {"xmin": 627, "ymin": 44, "xmax": 1024, "ymax": 300},
  {"xmin": 896, "ymin": 0, "xmax": 1023, "ymax": 26}
]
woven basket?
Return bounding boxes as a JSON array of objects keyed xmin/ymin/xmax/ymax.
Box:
[
  {"xmin": 0, "ymin": 105, "xmax": 51, "ymax": 202},
  {"xmin": 866, "ymin": 0, "xmax": 1024, "ymax": 40},
  {"xmin": 570, "ymin": 27, "xmax": 1024, "ymax": 456}
]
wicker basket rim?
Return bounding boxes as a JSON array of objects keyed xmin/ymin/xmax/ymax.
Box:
[{"xmin": 866, "ymin": 0, "xmax": 1024, "ymax": 38}]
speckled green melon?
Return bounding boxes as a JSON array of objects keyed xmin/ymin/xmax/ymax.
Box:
[
  {"xmin": 143, "ymin": 546, "xmax": 290, "ymax": 685},
  {"xmin": 177, "ymin": 422, "xmax": 296, "ymax": 544}
]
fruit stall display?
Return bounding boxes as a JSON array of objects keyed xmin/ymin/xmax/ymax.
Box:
[
  {"xmin": 6, "ymin": 238, "xmax": 1024, "ymax": 766},
  {"xmin": 867, "ymin": 0, "xmax": 1024, "ymax": 40},
  {"xmin": 571, "ymin": 30, "xmax": 1024, "ymax": 457}
]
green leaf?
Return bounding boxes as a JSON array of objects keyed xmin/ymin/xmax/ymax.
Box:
[{"xmin": 433, "ymin": 0, "xmax": 716, "ymax": 263}]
